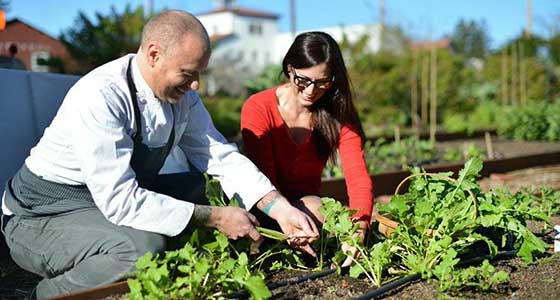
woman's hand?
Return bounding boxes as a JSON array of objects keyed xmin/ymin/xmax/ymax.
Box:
[
  {"xmin": 275, "ymin": 203, "xmax": 320, "ymax": 256},
  {"xmin": 257, "ymin": 191, "xmax": 319, "ymax": 256},
  {"xmin": 340, "ymin": 219, "xmax": 368, "ymax": 267}
]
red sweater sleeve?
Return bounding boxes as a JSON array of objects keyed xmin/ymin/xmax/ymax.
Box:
[
  {"xmin": 339, "ymin": 126, "xmax": 374, "ymax": 223},
  {"xmin": 240, "ymin": 95, "xmax": 278, "ymax": 187}
]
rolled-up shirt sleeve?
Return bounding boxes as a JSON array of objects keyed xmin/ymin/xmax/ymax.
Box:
[
  {"xmin": 69, "ymin": 83, "xmax": 193, "ymax": 237},
  {"xmin": 177, "ymin": 92, "xmax": 275, "ymax": 210}
]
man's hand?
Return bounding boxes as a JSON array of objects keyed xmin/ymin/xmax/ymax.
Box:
[
  {"xmin": 257, "ymin": 191, "xmax": 319, "ymax": 256},
  {"xmin": 192, "ymin": 205, "xmax": 263, "ymax": 246}
]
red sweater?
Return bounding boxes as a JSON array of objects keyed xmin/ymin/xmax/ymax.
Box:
[{"xmin": 241, "ymin": 86, "xmax": 373, "ymax": 222}]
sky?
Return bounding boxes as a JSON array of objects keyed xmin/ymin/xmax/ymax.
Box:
[{"xmin": 4, "ymin": 0, "xmax": 560, "ymax": 49}]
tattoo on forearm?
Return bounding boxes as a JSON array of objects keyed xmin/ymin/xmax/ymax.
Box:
[{"xmin": 192, "ymin": 205, "xmax": 212, "ymax": 226}]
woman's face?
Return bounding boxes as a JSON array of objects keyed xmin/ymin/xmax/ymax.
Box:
[{"xmin": 288, "ymin": 62, "xmax": 333, "ymax": 107}]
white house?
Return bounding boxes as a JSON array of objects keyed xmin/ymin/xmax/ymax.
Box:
[
  {"xmin": 196, "ymin": 3, "xmax": 398, "ymax": 95},
  {"xmin": 197, "ymin": 7, "xmax": 279, "ymax": 69}
]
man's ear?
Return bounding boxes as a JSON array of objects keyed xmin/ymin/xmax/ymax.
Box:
[{"xmin": 145, "ymin": 42, "xmax": 162, "ymax": 67}]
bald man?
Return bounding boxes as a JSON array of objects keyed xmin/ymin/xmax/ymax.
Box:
[{"xmin": 1, "ymin": 10, "xmax": 318, "ymax": 299}]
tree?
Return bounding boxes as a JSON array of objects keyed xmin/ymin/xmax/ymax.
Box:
[
  {"xmin": 499, "ymin": 33, "xmax": 547, "ymax": 58},
  {"xmin": 549, "ymin": 33, "xmax": 560, "ymax": 65},
  {"xmin": 0, "ymin": 0, "xmax": 10, "ymax": 11},
  {"xmin": 60, "ymin": 4, "xmax": 146, "ymax": 74},
  {"xmin": 449, "ymin": 19, "xmax": 491, "ymax": 58}
]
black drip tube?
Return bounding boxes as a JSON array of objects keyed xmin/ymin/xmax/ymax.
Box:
[
  {"xmin": 353, "ymin": 249, "xmax": 519, "ymax": 300},
  {"xmin": 225, "ymin": 268, "xmax": 337, "ymax": 299}
]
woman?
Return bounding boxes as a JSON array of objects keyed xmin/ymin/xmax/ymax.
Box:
[{"xmin": 241, "ymin": 31, "xmax": 373, "ymax": 260}]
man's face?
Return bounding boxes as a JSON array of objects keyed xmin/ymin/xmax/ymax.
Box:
[{"xmin": 151, "ymin": 34, "xmax": 209, "ymax": 103}]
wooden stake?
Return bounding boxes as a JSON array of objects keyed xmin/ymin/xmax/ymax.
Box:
[
  {"xmin": 520, "ymin": 42, "xmax": 527, "ymax": 106},
  {"xmin": 421, "ymin": 50, "xmax": 429, "ymax": 131},
  {"xmin": 501, "ymin": 49, "xmax": 508, "ymax": 105},
  {"xmin": 429, "ymin": 47, "xmax": 437, "ymax": 143},
  {"xmin": 394, "ymin": 124, "xmax": 401, "ymax": 144},
  {"xmin": 411, "ymin": 50, "xmax": 419, "ymax": 138},
  {"xmin": 485, "ymin": 132, "xmax": 495, "ymax": 160},
  {"xmin": 511, "ymin": 45, "xmax": 518, "ymax": 106}
]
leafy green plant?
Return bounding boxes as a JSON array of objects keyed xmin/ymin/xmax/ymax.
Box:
[
  {"xmin": 318, "ymin": 198, "xmax": 359, "ymax": 268},
  {"xmin": 374, "ymin": 157, "xmax": 548, "ymax": 293},
  {"xmin": 127, "ymin": 177, "xmax": 292, "ymax": 300},
  {"xmin": 434, "ymin": 259, "xmax": 509, "ymax": 292},
  {"xmin": 363, "ymin": 137, "xmax": 437, "ymax": 174},
  {"xmin": 442, "ymin": 142, "xmax": 485, "ymax": 162},
  {"xmin": 444, "ymin": 100, "xmax": 501, "ymax": 135},
  {"xmin": 127, "ymin": 230, "xmax": 271, "ymax": 300},
  {"xmin": 491, "ymin": 102, "xmax": 560, "ymax": 141}
]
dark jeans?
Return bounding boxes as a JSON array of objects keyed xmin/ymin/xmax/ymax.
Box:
[{"xmin": 2, "ymin": 172, "xmax": 207, "ymax": 299}]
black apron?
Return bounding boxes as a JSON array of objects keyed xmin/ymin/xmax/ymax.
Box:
[
  {"xmin": 4, "ymin": 57, "xmax": 176, "ymax": 216},
  {"xmin": 127, "ymin": 57, "xmax": 175, "ymax": 188}
]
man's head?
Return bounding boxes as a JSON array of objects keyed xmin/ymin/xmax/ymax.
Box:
[{"xmin": 138, "ymin": 10, "xmax": 211, "ymax": 103}]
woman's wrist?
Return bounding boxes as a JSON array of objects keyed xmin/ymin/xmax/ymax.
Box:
[{"xmin": 257, "ymin": 190, "xmax": 291, "ymax": 219}]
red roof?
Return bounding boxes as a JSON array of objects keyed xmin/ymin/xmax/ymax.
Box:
[
  {"xmin": 197, "ymin": 7, "xmax": 279, "ymax": 19},
  {"xmin": 3, "ymin": 18, "xmax": 61, "ymax": 44},
  {"xmin": 410, "ymin": 38, "xmax": 451, "ymax": 51},
  {"xmin": 210, "ymin": 33, "xmax": 234, "ymax": 44}
]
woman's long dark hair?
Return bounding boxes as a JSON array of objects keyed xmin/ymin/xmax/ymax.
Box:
[{"xmin": 282, "ymin": 31, "xmax": 365, "ymax": 163}]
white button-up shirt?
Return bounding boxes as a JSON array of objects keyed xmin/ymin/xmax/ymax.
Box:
[{"xmin": 2, "ymin": 54, "xmax": 275, "ymax": 236}]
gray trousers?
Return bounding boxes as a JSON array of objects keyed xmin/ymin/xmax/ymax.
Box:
[{"xmin": 3, "ymin": 172, "xmax": 207, "ymax": 299}]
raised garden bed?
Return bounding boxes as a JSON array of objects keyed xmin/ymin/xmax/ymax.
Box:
[
  {"xmin": 321, "ymin": 138, "xmax": 560, "ymax": 200},
  {"xmin": 2, "ymin": 152, "xmax": 560, "ymax": 300},
  {"xmin": 13, "ymin": 222, "xmax": 558, "ymax": 300}
]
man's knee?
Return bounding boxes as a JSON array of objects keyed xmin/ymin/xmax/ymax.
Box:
[{"xmin": 109, "ymin": 229, "xmax": 167, "ymax": 262}]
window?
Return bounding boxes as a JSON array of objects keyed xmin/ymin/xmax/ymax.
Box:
[
  {"xmin": 31, "ymin": 51, "xmax": 50, "ymax": 72},
  {"xmin": 249, "ymin": 22, "xmax": 262, "ymax": 35}
]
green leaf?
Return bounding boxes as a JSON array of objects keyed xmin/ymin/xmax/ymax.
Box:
[
  {"xmin": 135, "ymin": 252, "xmax": 155, "ymax": 269},
  {"xmin": 457, "ymin": 157, "xmax": 483, "ymax": 183},
  {"xmin": 349, "ymin": 264, "xmax": 364, "ymax": 278},
  {"xmin": 479, "ymin": 214, "xmax": 501, "ymax": 227},
  {"xmin": 126, "ymin": 279, "xmax": 143, "ymax": 300},
  {"xmin": 194, "ymin": 259, "xmax": 209, "ymax": 275},
  {"xmin": 245, "ymin": 276, "xmax": 272, "ymax": 300}
]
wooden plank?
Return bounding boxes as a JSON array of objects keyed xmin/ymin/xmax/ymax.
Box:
[
  {"xmin": 49, "ymin": 281, "xmax": 129, "ymax": 300},
  {"xmin": 366, "ymin": 129, "xmax": 497, "ymax": 144},
  {"xmin": 321, "ymin": 150, "xmax": 560, "ymax": 200}
]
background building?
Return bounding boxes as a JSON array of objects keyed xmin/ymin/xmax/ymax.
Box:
[
  {"xmin": 0, "ymin": 18, "xmax": 75, "ymax": 72},
  {"xmin": 198, "ymin": 1, "xmax": 402, "ymax": 96}
]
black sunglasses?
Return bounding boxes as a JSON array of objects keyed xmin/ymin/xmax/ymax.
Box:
[{"xmin": 291, "ymin": 66, "xmax": 334, "ymax": 90}]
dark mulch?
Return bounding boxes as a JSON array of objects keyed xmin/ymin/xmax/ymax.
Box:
[
  {"xmin": 0, "ymin": 255, "xmax": 41, "ymax": 300},
  {"xmin": 268, "ymin": 269, "xmax": 371, "ymax": 300}
]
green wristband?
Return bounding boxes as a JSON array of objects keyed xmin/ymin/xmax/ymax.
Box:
[{"xmin": 262, "ymin": 199, "xmax": 278, "ymax": 216}]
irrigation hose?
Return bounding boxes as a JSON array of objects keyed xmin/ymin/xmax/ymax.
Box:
[
  {"xmin": 352, "ymin": 249, "xmax": 519, "ymax": 300},
  {"xmin": 225, "ymin": 268, "xmax": 339, "ymax": 299},
  {"xmin": 353, "ymin": 273, "xmax": 421, "ymax": 300}
]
